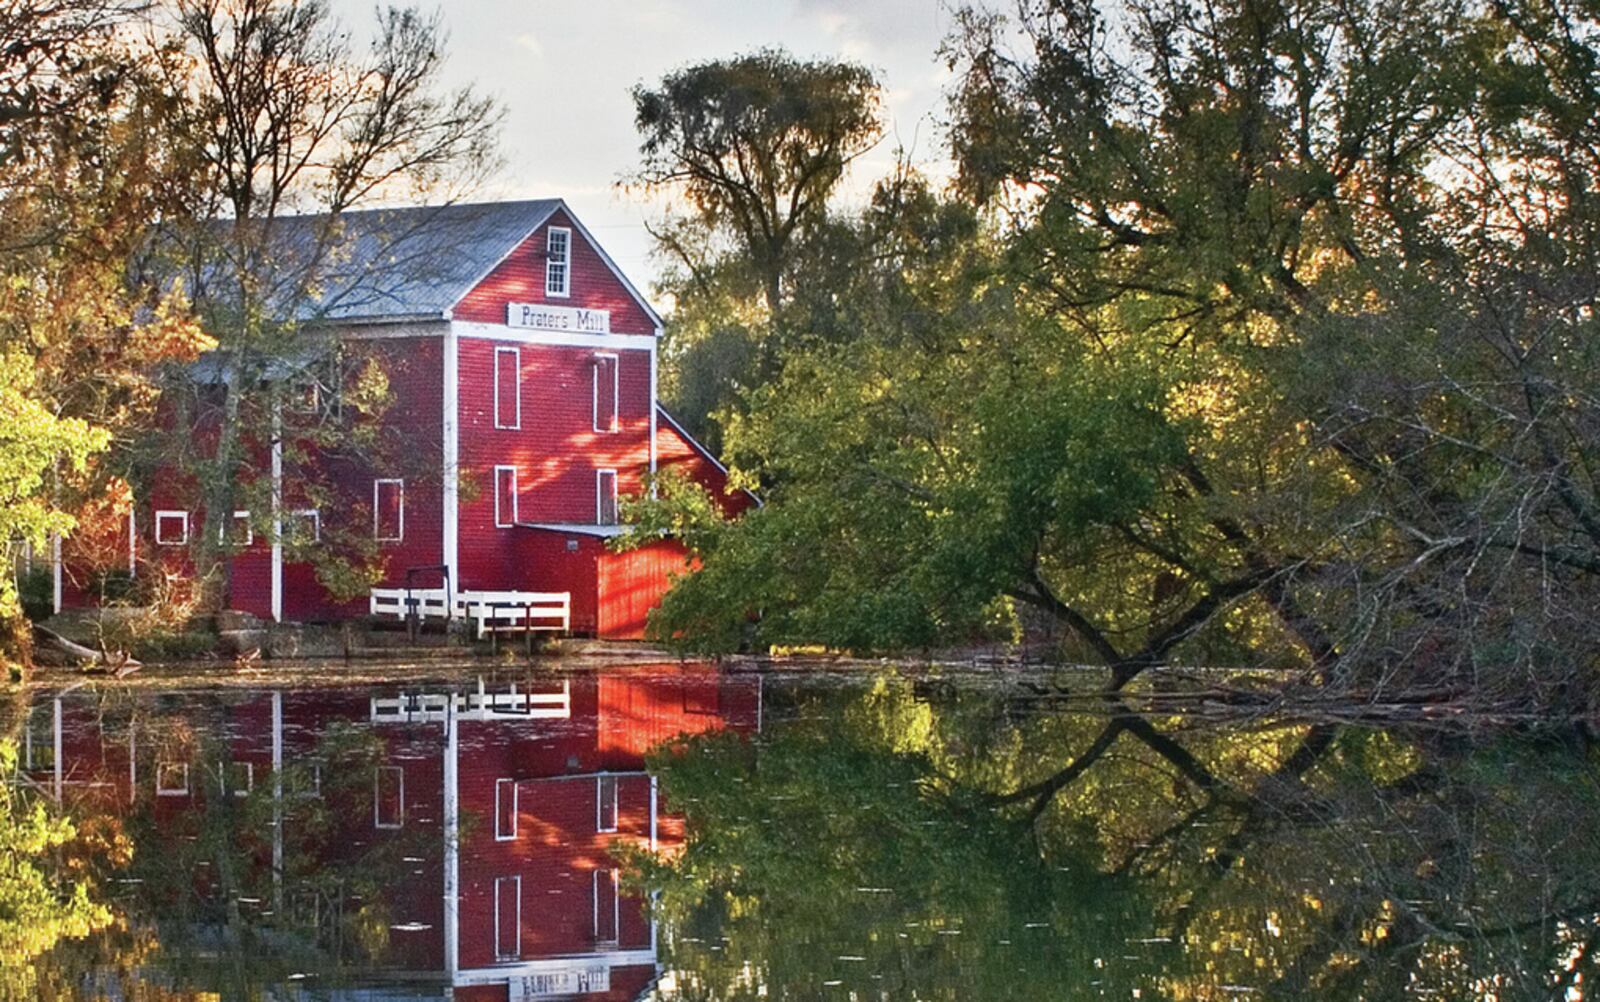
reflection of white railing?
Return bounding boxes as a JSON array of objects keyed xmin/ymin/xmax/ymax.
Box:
[
  {"xmin": 369, "ymin": 588, "xmax": 571, "ymax": 638},
  {"xmin": 370, "ymin": 680, "xmax": 571, "ymax": 723}
]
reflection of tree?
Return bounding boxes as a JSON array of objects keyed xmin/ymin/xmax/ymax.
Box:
[
  {"xmin": 644, "ymin": 674, "xmax": 1600, "ymax": 998},
  {"xmin": 110, "ymin": 720, "xmax": 437, "ymax": 992},
  {"xmin": 0, "ymin": 740, "xmax": 118, "ymax": 1000},
  {"xmin": 12, "ymin": 698, "xmax": 441, "ymax": 998}
]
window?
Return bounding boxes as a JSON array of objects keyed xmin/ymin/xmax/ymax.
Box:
[
  {"xmin": 592, "ymin": 353, "xmax": 618, "ymax": 433},
  {"xmin": 494, "ymin": 346, "xmax": 521, "ymax": 429},
  {"xmin": 596, "ymin": 773, "xmax": 618, "ymax": 832},
  {"xmin": 596, "ymin": 470, "xmax": 619, "ymax": 527},
  {"xmin": 156, "ymin": 762, "xmax": 189, "ymax": 797},
  {"xmin": 494, "ymin": 875, "xmax": 522, "ymax": 960},
  {"xmin": 374, "ymin": 765, "xmax": 404, "ymax": 828},
  {"xmin": 289, "ymin": 372, "xmax": 320, "ymax": 414},
  {"xmin": 494, "ymin": 466, "xmax": 519, "ymax": 528},
  {"xmin": 221, "ymin": 760, "xmax": 253, "ymax": 798},
  {"xmin": 155, "ymin": 510, "xmax": 189, "ymax": 546},
  {"xmin": 289, "ymin": 509, "xmax": 321, "ymax": 545},
  {"xmin": 545, "ymin": 226, "xmax": 570, "ymax": 297},
  {"xmin": 218, "ymin": 510, "xmax": 252, "ymax": 547},
  {"xmin": 683, "ymin": 680, "xmax": 721, "ymax": 716},
  {"xmin": 24, "ymin": 708, "xmax": 53, "ymax": 771},
  {"xmin": 373, "ymin": 480, "xmax": 404, "ymax": 542},
  {"xmin": 593, "ymin": 868, "xmax": 619, "ymax": 944},
  {"xmin": 495, "ymin": 779, "xmax": 518, "ymax": 841}
]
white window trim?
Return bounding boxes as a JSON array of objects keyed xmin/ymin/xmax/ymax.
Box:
[
  {"xmin": 592, "ymin": 352, "xmax": 619, "ymax": 433},
  {"xmin": 493, "ymin": 346, "xmax": 522, "ymax": 429},
  {"xmin": 596, "ymin": 773, "xmax": 619, "ymax": 832},
  {"xmin": 374, "ymin": 765, "xmax": 405, "ymax": 829},
  {"xmin": 290, "ymin": 509, "xmax": 321, "ymax": 544},
  {"xmin": 155, "ymin": 510, "xmax": 189, "ymax": 546},
  {"xmin": 373, "ymin": 479, "xmax": 405, "ymax": 542},
  {"xmin": 222, "ymin": 760, "xmax": 254, "ymax": 798},
  {"xmin": 494, "ymin": 466, "xmax": 519, "ymax": 528},
  {"xmin": 593, "ymin": 868, "xmax": 620, "ymax": 944},
  {"xmin": 155, "ymin": 762, "xmax": 189, "ymax": 797},
  {"xmin": 596, "ymin": 470, "xmax": 619, "ymax": 527},
  {"xmin": 24, "ymin": 710, "xmax": 50, "ymax": 770},
  {"xmin": 218, "ymin": 510, "xmax": 252, "ymax": 547},
  {"xmin": 495, "ymin": 778, "xmax": 518, "ymax": 841},
  {"xmin": 546, "ymin": 226, "xmax": 571, "ymax": 298},
  {"xmin": 494, "ymin": 875, "xmax": 522, "ymax": 960},
  {"xmin": 289, "ymin": 373, "xmax": 319, "ymax": 414}
]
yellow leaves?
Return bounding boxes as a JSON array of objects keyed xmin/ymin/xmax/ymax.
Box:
[
  {"xmin": 344, "ymin": 356, "xmax": 392, "ymax": 417},
  {"xmin": 0, "ymin": 742, "xmax": 117, "ymax": 971},
  {"xmin": 128, "ymin": 284, "xmax": 215, "ymax": 367}
]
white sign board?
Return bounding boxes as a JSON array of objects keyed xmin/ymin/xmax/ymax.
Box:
[
  {"xmin": 507, "ymin": 302, "xmax": 611, "ymax": 335},
  {"xmin": 513, "ymin": 964, "xmax": 611, "ymax": 999}
]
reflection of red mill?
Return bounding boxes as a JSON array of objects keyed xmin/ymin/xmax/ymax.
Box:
[{"xmin": 22, "ymin": 667, "xmax": 762, "ymax": 1000}]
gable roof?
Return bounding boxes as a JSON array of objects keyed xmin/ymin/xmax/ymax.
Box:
[
  {"xmin": 656, "ymin": 404, "xmax": 762, "ymax": 508},
  {"xmin": 207, "ymin": 198, "xmax": 660, "ymax": 327}
]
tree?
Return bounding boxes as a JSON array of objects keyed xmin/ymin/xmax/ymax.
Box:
[
  {"xmin": 937, "ymin": 0, "xmax": 1600, "ymax": 703},
  {"xmin": 646, "ymin": 0, "xmax": 1600, "ymax": 711},
  {"xmin": 149, "ymin": 0, "xmax": 501, "ymax": 609},
  {"xmin": 630, "ymin": 49, "xmax": 882, "ymax": 445},
  {"xmin": 0, "ymin": 0, "xmax": 211, "ymax": 673},
  {"xmin": 0, "ymin": 739, "xmax": 115, "ymax": 990}
]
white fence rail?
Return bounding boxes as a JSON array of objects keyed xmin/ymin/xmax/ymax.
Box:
[
  {"xmin": 370, "ymin": 679, "xmax": 571, "ymax": 723},
  {"xmin": 455, "ymin": 591, "xmax": 571, "ymax": 638},
  {"xmin": 369, "ymin": 588, "xmax": 571, "ymax": 638},
  {"xmin": 370, "ymin": 587, "xmax": 452, "ymax": 620}
]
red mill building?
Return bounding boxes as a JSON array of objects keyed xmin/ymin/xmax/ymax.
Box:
[{"xmin": 52, "ymin": 200, "xmax": 753, "ymax": 638}]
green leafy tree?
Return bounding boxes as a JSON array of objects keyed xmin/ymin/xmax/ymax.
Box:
[
  {"xmin": 630, "ymin": 49, "xmax": 883, "ymax": 447},
  {"xmin": 647, "ymin": 0, "xmax": 1600, "ymax": 712}
]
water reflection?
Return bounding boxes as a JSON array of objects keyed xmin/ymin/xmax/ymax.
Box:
[
  {"xmin": 13, "ymin": 666, "xmax": 760, "ymax": 1000},
  {"xmin": 11, "ymin": 667, "xmax": 1600, "ymax": 1000},
  {"xmin": 641, "ymin": 674, "xmax": 1600, "ymax": 1001}
]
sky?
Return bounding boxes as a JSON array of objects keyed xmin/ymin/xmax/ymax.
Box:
[{"xmin": 328, "ymin": 0, "xmax": 960, "ymax": 295}]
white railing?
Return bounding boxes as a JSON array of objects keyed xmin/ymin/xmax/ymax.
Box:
[
  {"xmin": 455, "ymin": 591, "xmax": 571, "ymax": 638},
  {"xmin": 369, "ymin": 588, "xmax": 571, "ymax": 638},
  {"xmin": 370, "ymin": 679, "xmax": 571, "ymax": 723},
  {"xmin": 370, "ymin": 587, "xmax": 451, "ymax": 620}
]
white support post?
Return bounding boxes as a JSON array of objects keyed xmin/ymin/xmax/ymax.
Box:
[
  {"xmin": 649, "ymin": 774, "xmax": 658, "ymax": 852},
  {"xmin": 442, "ymin": 324, "xmax": 460, "ymax": 600},
  {"xmin": 648, "ymin": 334, "xmax": 659, "ymax": 494},
  {"xmin": 272, "ymin": 691, "xmax": 284, "ymax": 915},
  {"xmin": 270, "ymin": 398, "xmax": 283, "ymax": 623},
  {"xmin": 52, "ymin": 696, "xmax": 62, "ymax": 802},
  {"xmin": 443, "ymin": 699, "xmax": 460, "ymax": 980},
  {"xmin": 50, "ymin": 533, "xmax": 61, "ymax": 616}
]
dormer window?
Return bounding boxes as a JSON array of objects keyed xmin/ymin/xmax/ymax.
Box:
[{"xmin": 546, "ymin": 227, "xmax": 571, "ymax": 298}]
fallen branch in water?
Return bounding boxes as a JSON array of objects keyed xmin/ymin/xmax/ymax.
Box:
[{"xmin": 32, "ymin": 624, "xmax": 141, "ymax": 676}]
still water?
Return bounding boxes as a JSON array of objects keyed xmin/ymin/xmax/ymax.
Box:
[{"xmin": 7, "ymin": 663, "xmax": 1598, "ymax": 1000}]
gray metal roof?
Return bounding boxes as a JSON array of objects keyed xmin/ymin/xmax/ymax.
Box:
[{"xmin": 262, "ymin": 199, "xmax": 565, "ymax": 322}]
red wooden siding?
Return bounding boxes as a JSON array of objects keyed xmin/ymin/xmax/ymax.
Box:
[
  {"xmin": 655, "ymin": 414, "xmax": 755, "ymax": 517},
  {"xmin": 597, "ymin": 539, "xmax": 694, "ymax": 641},
  {"xmin": 451, "ymin": 209, "xmax": 657, "ymax": 335}
]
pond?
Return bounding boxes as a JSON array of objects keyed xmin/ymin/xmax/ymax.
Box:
[{"xmin": 5, "ymin": 662, "xmax": 1598, "ymax": 1000}]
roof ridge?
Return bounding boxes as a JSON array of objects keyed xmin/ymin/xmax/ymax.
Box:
[{"xmin": 257, "ymin": 196, "xmax": 563, "ymax": 223}]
